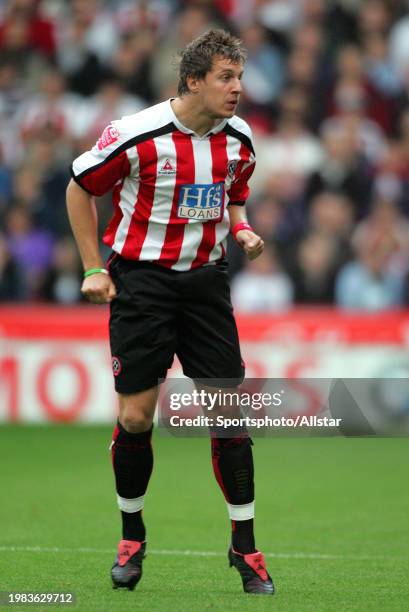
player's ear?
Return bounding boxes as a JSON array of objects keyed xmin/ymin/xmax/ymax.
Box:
[{"xmin": 186, "ymin": 75, "xmax": 200, "ymax": 94}]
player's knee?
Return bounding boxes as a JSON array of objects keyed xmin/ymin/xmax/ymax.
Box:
[
  {"xmin": 118, "ymin": 388, "xmax": 157, "ymax": 433},
  {"xmin": 120, "ymin": 411, "xmax": 153, "ymax": 433},
  {"xmin": 120, "ymin": 401, "xmax": 154, "ymax": 432}
]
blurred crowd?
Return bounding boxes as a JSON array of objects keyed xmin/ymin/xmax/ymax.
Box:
[{"xmin": 1, "ymin": 0, "xmax": 409, "ymax": 311}]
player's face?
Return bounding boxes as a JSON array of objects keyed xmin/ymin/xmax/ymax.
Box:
[{"xmin": 197, "ymin": 57, "xmax": 244, "ymax": 118}]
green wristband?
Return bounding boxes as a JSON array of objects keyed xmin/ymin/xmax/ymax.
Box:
[{"xmin": 84, "ymin": 268, "xmax": 109, "ymax": 278}]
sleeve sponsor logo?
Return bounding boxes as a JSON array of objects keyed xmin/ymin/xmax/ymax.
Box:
[
  {"xmin": 177, "ymin": 182, "xmax": 225, "ymax": 220},
  {"xmin": 97, "ymin": 125, "xmax": 120, "ymax": 150}
]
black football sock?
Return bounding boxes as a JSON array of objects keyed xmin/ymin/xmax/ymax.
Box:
[
  {"xmin": 111, "ymin": 420, "xmax": 153, "ymax": 542},
  {"xmin": 121, "ymin": 510, "xmax": 145, "ymax": 542},
  {"xmin": 211, "ymin": 436, "xmax": 256, "ymax": 554},
  {"xmin": 231, "ymin": 519, "xmax": 255, "ymax": 555}
]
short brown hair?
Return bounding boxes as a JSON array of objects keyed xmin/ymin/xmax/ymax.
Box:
[{"xmin": 177, "ymin": 29, "xmax": 247, "ymax": 96}]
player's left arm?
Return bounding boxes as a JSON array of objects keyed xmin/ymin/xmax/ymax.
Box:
[
  {"xmin": 227, "ymin": 143, "xmax": 263, "ymax": 260},
  {"xmin": 228, "ymin": 204, "xmax": 264, "ymax": 260}
]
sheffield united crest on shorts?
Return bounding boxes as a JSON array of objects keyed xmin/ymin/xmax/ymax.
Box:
[{"xmin": 112, "ymin": 356, "xmax": 122, "ymax": 376}]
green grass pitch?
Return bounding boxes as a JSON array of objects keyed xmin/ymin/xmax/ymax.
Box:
[{"xmin": 1, "ymin": 425, "xmax": 408, "ymax": 611}]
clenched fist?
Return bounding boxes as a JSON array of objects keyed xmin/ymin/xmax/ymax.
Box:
[
  {"xmin": 235, "ymin": 229, "xmax": 264, "ymax": 260},
  {"xmin": 81, "ymin": 272, "xmax": 117, "ymax": 304}
]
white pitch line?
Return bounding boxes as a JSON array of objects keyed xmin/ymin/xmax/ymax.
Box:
[{"xmin": 0, "ymin": 546, "xmax": 407, "ymax": 561}]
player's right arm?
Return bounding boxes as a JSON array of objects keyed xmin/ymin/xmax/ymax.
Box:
[
  {"xmin": 67, "ymin": 119, "xmax": 134, "ymax": 304},
  {"xmin": 66, "ymin": 179, "xmax": 116, "ymax": 304}
]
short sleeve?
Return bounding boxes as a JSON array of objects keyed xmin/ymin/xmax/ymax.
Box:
[
  {"xmin": 227, "ymin": 158, "xmax": 256, "ymax": 205},
  {"xmin": 224, "ymin": 118, "xmax": 256, "ymax": 206},
  {"xmin": 71, "ymin": 122, "xmax": 132, "ymax": 196}
]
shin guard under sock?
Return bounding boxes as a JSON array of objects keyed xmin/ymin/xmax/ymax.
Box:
[
  {"xmin": 111, "ymin": 420, "xmax": 153, "ymax": 541},
  {"xmin": 211, "ymin": 436, "xmax": 256, "ymax": 553}
]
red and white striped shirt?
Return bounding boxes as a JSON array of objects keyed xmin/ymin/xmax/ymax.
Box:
[{"xmin": 71, "ymin": 99, "xmax": 255, "ymax": 271}]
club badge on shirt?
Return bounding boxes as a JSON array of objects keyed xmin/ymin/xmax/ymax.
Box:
[
  {"xmin": 177, "ymin": 183, "xmax": 225, "ymax": 220},
  {"xmin": 227, "ymin": 160, "xmax": 238, "ymax": 178}
]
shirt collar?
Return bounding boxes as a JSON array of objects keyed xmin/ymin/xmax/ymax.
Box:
[{"xmin": 167, "ymin": 98, "xmax": 228, "ymax": 138}]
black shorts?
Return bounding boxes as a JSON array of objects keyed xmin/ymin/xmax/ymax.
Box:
[{"xmin": 108, "ymin": 255, "xmax": 245, "ymax": 393}]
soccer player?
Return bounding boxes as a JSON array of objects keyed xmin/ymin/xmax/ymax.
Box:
[{"xmin": 66, "ymin": 29, "xmax": 274, "ymax": 595}]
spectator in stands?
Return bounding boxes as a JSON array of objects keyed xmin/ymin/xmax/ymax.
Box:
[
  {"xmin": 255, "ymin": 0, "xmax": 301, "ymax": 45},
  {"xmin": 0, "ymin": 3, "xmax": 49, "ymax": 92},
  {"xmin": 42, "ymin": 236, "xmax": 83, "ymax": 303},
  {"xmin": 291, "ymin": 231, "xmax": 339, "ymax": 304},
  {"xmin": 11, "ymin": 162, "xmax": 40, "ymax": 202},
  {"xmin": 320, "ymin": 2, "xmax": 357, "ymax": 58},
  {"xmin": 0, "ymin": 143, "xmax": 12, "ymax": 213},
  {"xmin": 248, "ymin": 195, "xmax": 285, "ymax": 242},
  {"xmin": 0, "ymin": 0, "xmax": 56, "ymax": 58},
  {"xmin": 326, "ymin": 43, "xmax": 395, "ymax": 135},
  {"xmin": 249, "ymin": 169, "xmax": 310, "ymax": 244},
  {"xmin": 0, "ymin": 230, "xmax": 25, "ymax": 300},
  {"xmin": 239, "ymin": 21, "xmax": 285, "ymax": 109},
  {"xmin": 0, "ymin": 58, "xmax": 25, "ymax": 164},
  {"xmin": 357, "ymin": 0, "xmax": 393, "ymax": 39},
  {"xmin": 305, "ymin": 125, "xmax": 372, "ymax": 218},
  {"xmin": 389, "ymin": 7, "xmax": 409, "ymax": 80},
  {"xmin": 64, "ymin": 0, "xmax": 119, "ymax": 64},
  {"xmin": 352, "ymin": 197, "xmax": 409, "ymax": 278},
  {"xmin": 288, "ymin": 21, "xmax": 330, "ymax": 131},
  {"xmin": 109, "ymin": 30, "xmax": 156, "ymax": 103},
  {"xmin": 371, "ymin": 139, "xmax": 409, "ymax": 214},
  {"xmin": 71, "ymin": 75, "xmax": 145, "ymax": 152},
  {"xmin": 292, "ymin": 20, "xmax": 324, "ymax": 58},
  {"xmin": 335, "ymin": 232, "xmax": 404, "ymax": 310},
  {"xmin": 254, "ymin": 86, "xmax": 323, "ymax": 193},
  {"xmin": 321, "ymin": 78, "xmax": 387, "ymax": 164},
  {"xmin": 19, "ymin": 137, "xmax": 71, "ymax": 236},
  {"xmin": 5, "ymin": 205, "xmax": 54, "ymax": 299},
  {"xmin": 16, "ymin": 68, "xmax": 81, "ymax": 145},
  {"xmin": 394, "ymin": 70, "xmax": 409, "ymax": 127},
  {"xmin": 308, "ymin": 191, "xmax": 355, "ymax": 241},
  {"xmin": 55, "ymin": 0, "xmax": 116, "ymax": 96},
  {"xmin": 282, "ymin": 191, "xmax": 354, "ymax": 274},
  {"xmin": 231, "ymin": 243, "xmax": 293, "ymax": 312},
  {"xmin": 114, "ymin": 0, "xmax": 173, "ymax": 38},
  {"xmin": 228, "ymin": 193, "xmax": 286, "ymax": 279},
  {"xmin": 397, "ymin": 109, "xmax": 409, "ymax": 213},
  {"xmin": 362, "ymin": 32, "xmax": 401, "ymax": 97}
]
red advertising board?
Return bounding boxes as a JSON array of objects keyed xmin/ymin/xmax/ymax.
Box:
[{"xmin": 0, "ymin": 306, "xmax": 408, "ymax": 423}]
